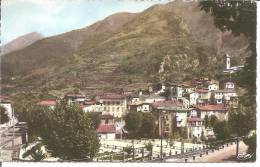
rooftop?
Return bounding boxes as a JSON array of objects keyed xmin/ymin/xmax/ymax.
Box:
[
  {"xmin": 97, "ymin": 124, "xmax": 116, "ymax": 133},
  {"xmin": 193, "ymin": 104, "xmax": 227, "ymax": 111},
  {"xmin": 37, "ymin": 100, "xmax": 57, "ymax": 106},
  {"xmin": 188, "ymin": 117, "xmax": 204, "ymax": 122},
  {"xmin": 100, "ymin": 93, "xmax": 125, "ymax": 100},
  {"xmin": 152, "ymin": 100, "xmax": 185, "ymax": 110}
]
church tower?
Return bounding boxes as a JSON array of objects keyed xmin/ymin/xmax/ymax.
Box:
[{"xmin": 225, "ymin": 53, "xmax": 231, "ymax": 70}]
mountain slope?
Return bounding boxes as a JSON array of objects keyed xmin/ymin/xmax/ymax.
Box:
[
  {"xmin": 0, "ymin": 32, "xmax": 43, "ymax": 56},
  {"xmin": 1, "ymin": 2, "xmax": 249, "ymax": 96}
]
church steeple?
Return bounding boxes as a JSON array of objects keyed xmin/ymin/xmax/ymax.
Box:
[{"xmin": 225, "ymin": 53, "xmax": 231, "ymax": 70}]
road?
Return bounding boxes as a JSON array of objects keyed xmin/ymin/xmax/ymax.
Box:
[{"xmin": 192, "ymin": 141, "xmax": 248, "ymax": 162}]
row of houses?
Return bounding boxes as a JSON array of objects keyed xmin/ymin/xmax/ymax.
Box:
[{"xmin": 34, "ymin": 78, "xmax": 238, "ymax": 140}]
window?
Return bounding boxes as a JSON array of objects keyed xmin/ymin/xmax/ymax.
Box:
[{"xmin": 105, "ymin": 119, "xmax": 109, "ymax": 124}]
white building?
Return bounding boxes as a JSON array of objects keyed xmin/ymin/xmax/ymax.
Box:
[
  {"xmin": 193, "ymin": 104, "xmax": 228, "ymax": 121},
  {"xmin": 139, "ymin": 94, "xmax": 166, "ymax": 104},
  {"xmin": 177, "ymin": 97, "xmax": 190, "ymax": 109},
  {"xmin": 99, "ymin": 94, "xmax": 127, "ymax": 118},
  {"xmin": 97, "ymin": 124, "xmax": 116, "ymax": 140},
  {"xmin": 188, "ymin": 92, "xmax": 199, "ymax": 106},
  {"xmin": 64, "ymin": 93, "xmax": 86, "ymax": 105},
  {"xmin": 187, "ymin": 117, "xmax": 204, "ymax": 139},
  {"xmin": 224, "ymin": 82, "xmax": 235, "ymax": 89},
  {"xmin": 208, "ymin": 83, "xmax": 219, "ymax": 91}
]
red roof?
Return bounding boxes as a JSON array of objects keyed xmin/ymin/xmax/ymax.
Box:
[
  {"xmin": 97, "ymin": 124, "xmax": 116, "ymax": 133},
  {"xmin": 196, "ymin": 89, "xmax": 209, "ymax": 93},
  {"xmin": 0, "ymin": 95, "xmax": 11, "ymax": 103},
  {"xmin": 188, "ymin": 117, "xmax": 204, "ymax": 122},
  {"xmin": 37, "ymin": 100, "xmax": 57, "ymax": 106},
  {"xmin": 194, "ymin": 104, "xmax": 227, "ymax": 111}
]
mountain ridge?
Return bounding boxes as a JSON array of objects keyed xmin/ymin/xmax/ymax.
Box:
[{"xmin": 1, "ymin": 1, "xmax": 249, "ymax": 96}]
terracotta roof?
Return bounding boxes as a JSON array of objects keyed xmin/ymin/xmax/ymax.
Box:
[
  {"xmin": 37, "ymin": 100, "xmax": 57, "ymax": 106},
  {"xmin": 0, "ymin": 95, "xmax": 11, "ymax": 103},
  {"xmin": 196, "ymin": 89, "xmax": 209, "ymax": 93},
  {"xmin": 188, "ymin": 117, "xmax": 204, "ymax": 122},
  {"xmin": 193, "ymin": 104, "xmax": 227, "ymax": 111},
  {"xmin": 97, "ymin": 124, "xmax": 116, "ymax": 133},
  {"xmin": 101, "ymin": 114, "xmax": 114, "ymax": 119}
]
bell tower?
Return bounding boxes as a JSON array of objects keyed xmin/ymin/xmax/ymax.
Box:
[{"xmin": 225, "ymin": 53, "xmax": 231, "ymax": 70}]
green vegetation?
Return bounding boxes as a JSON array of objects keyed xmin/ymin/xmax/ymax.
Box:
[
  {"xmin": 1, "ymin": 2, "xmax": 247, "ymax": 97},
  {"xmin": 200, "ymin": 0, "xmax": 256, "ymax": 155},
  {"xmin": 40, "ymin": 101, "xmax": 100, "ymax": 160},
  {"xmin": 0, "ymin": 106, "xmax": 10, "ymax": 124},
  {"xmin": 124, "ymin": 112, "xmax": 156, "ymax": 139},
  {"xmin": 14, "ymin": 100, "xmax": 100, "ymax": 160},
  {"xmin": 213, "ymin": 121, "xmax": 230, "ymax": 140}
]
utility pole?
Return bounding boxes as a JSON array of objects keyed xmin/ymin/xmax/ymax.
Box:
[
  {"xmin": 160, "ymin": 110, "xmax": 166, "ymax": 162},
  {"xmin": 12, "ymin": 108, "xmax": 15, "ymax": 147},
  {"xmin": 236, "ymin": 136, "xmax": 239, "ymax": 157}
]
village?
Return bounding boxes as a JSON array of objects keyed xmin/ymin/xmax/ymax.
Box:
[{"xmin": 1, "ymin": 53, "xmax": 251, "ymax": 162}]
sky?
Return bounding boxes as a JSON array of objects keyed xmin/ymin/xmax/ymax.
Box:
[{"xmin": 1, "ymin": 0, "xmax": 170, "ymax": 44}]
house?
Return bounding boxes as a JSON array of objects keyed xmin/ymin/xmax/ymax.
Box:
[
  {"xmin": 37, "ymin": 100, "xmax": 57, "ymax": 110},
  {"xmin": 81, "ymin": 100, "xmax": 103, "ymax": 113},
  {"xmin": 207, "ymin": 80, "xmax": 219, "ymax": 91},
  {"xmin": 187, "ymin": 117, "xmax": 204, "ymax": 139},
  {"xmin": 97, "ymin": 124, "xmax": 116, "ymax": 140},
  {"xmin": 64, "ymin": 93, "xmax": 86, "ymax": 105},
  {"xmin": 139, "ymin": 94, "xmax": 166, "ymax": 104},
  {"xmin": 171, "ymin": 84, "xmax": 183, "ymax": 97},
  {"xmin": 188, "ymin": 92, "xmax": 199, "ymax": 106},
  {"xmin": 100, "ymin": 114, "xmax": 114, "ymax": 125},
  {"xmin": 213, "ymin": 89, "xmax": 238, "ymax": 105},
  {"xmin": 153, "ymin": 100, "xmax": 189, "ymax": 137},
  {"xmin": 213, "ymin": 91, "xmax": 224, "ymax": 104},
  {"xmin": 224, "ymin": 82, "xmax": 235, "ymax": 89},
  {"xmin": 192, "ymin": 104, "xmax": 228, "ymax": 121},
  {"xmin": 177, "ymin": 97, "xmax": 190, "ymax": 109},
  {"xmin": 0, "ymin": 95, "xmax": 15, "ymax": 127},
  {"xmin": 196, "ymin": 88, "xmax": 210, "ymax": 104},
  {"xmin": 98, "ymin": 93, "xmax": 127, "ymax": 118}
]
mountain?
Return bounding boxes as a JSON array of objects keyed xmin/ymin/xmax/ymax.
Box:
[
  {"xmin": 0, "ymin": 32, "xmax": 43, "ymax": 56},
  {"xmin": 0, "ymin": 1, "xmax": 249, "ymax": 96}
]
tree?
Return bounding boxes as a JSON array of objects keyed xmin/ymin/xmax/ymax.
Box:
[
  {"xmin": 0, "ymin": 106, "xmax": 9, "ymax": 124},
  {"xmin": 213, "ymin": 121, "xmax": 230, "ymax": 140},
  {"xmin": 40, "ymin": 101, "xmax": 100, "ymax": 160},
  {"xmin": 124, "ymin": 112, "xmax": 142, "ymax": 138},
  {"xmin": 199, "ymin": 0, "xmax": 256, "ymax": 131},
  {"xmin": 204, "ymin": 115, "xmax": 209, "ymax": 128},
  {"xmin": 209, "ymin": 115, "xmax": 218, "ymax": 128},
  {"xmin": 243, "ymin": 133, "xmax": 256, "ymax": 160},
  {"xmin": 228, "ymin": 106, "xmax": 252, "ymax": 136},
  {"xmin": 209, "ymin": 93, "xmax": 215, "ymax": 105},
  {"xmin": 85, "ymin": 112, "xmax": 101, "ymax": 129},
  {"xmin": 139, "ymin": 113, "xmax": 156, "ymax": 138}
]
